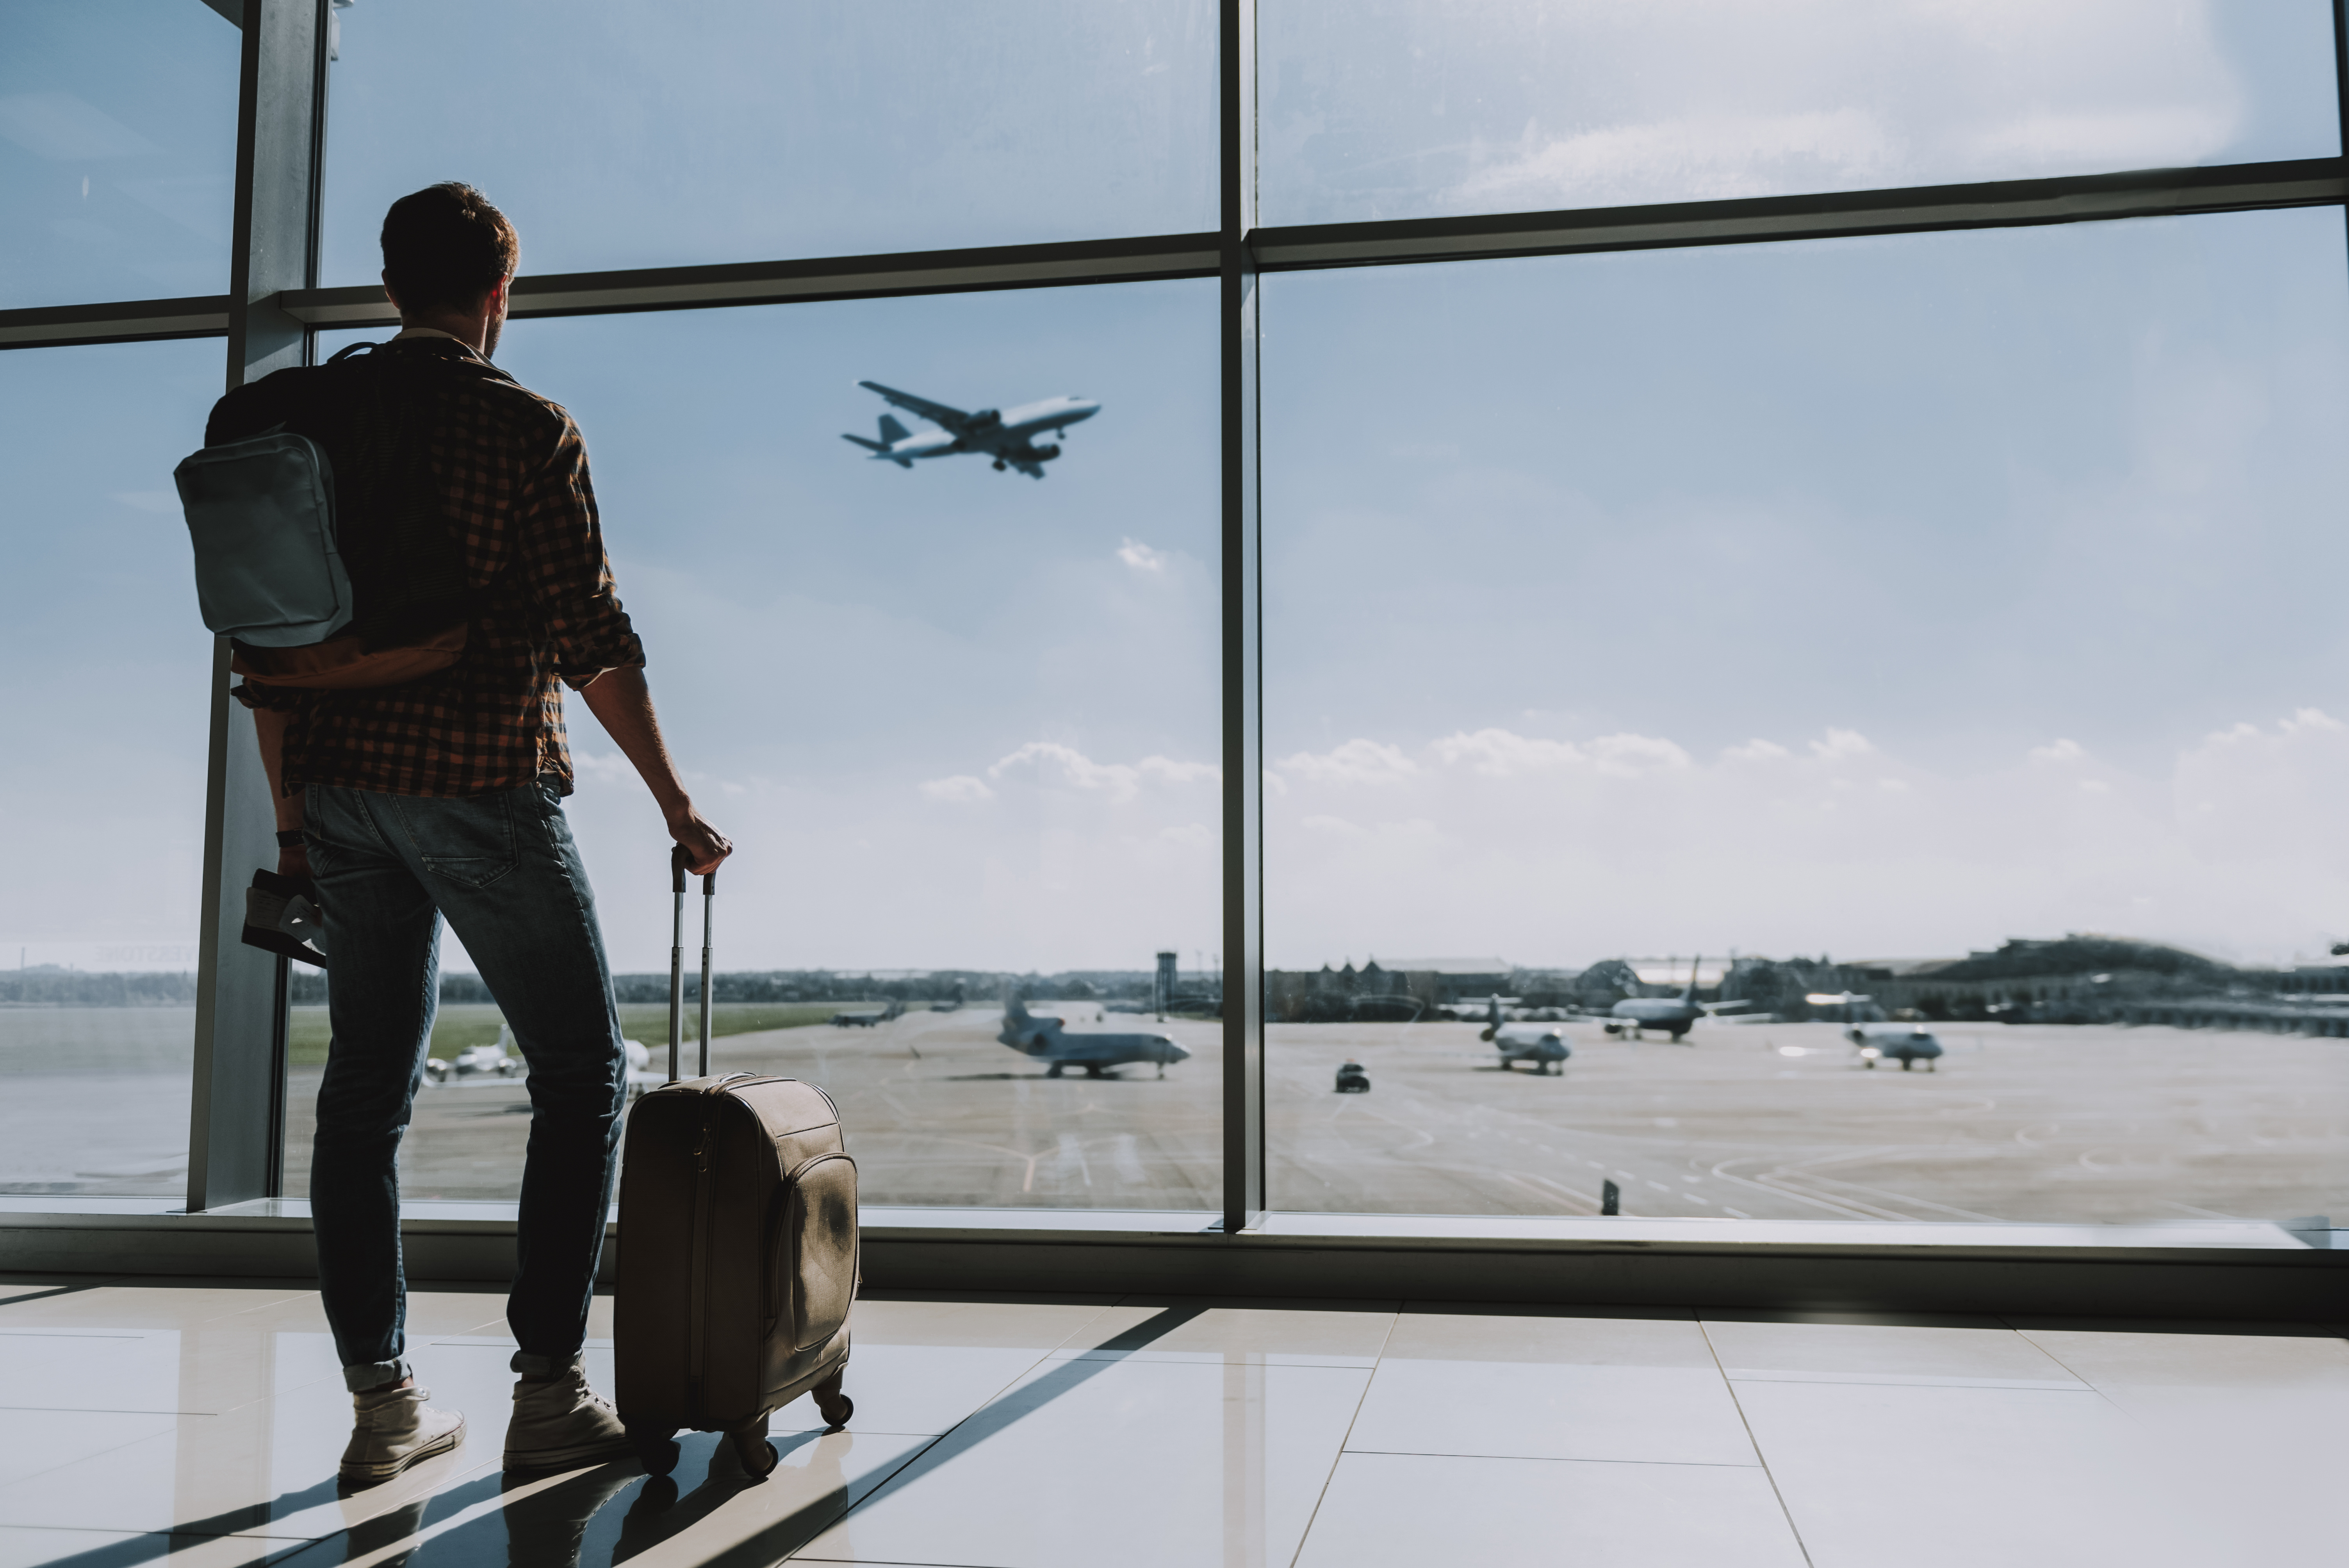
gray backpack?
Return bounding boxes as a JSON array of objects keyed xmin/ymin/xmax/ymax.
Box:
[
  {"xmin": 178, "ymin": 341, "xmax": 471, "ymax": 690},
  {"xmin": 175, "ymin": 424, "xmax": 354, "ymax": 649}
]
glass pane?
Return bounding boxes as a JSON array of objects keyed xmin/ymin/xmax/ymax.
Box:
[
  {"xmin": 1264, "ymin": 207, "xmax": 2349, "ymax": 1226},
  {"xmin": 1262, "ymin": 0, "xmax": 2340, "ymax": 226},
  {"xmin": 286, "ymin": 280, "xmax": 1220, "ymax": 1209},
  {"xmin": 0, "ymin": 0, "xmax": 241, "ymax": 310},
  {"xmin": 0, "ymin": 338, "xmax": 220, "ymax": 1195},
  {"xmin": 321, "ymin": 1, "xmax": 1215, "ymax": 285}
]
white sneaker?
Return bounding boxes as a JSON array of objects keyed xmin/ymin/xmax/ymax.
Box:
[
  {"xmin": 503, "ymin": 1359, "xmax": 634, "ymax": 1471},
  {"xmin": 340, "ymin": 1382, "xmax": 465, "ymax": 1484}
]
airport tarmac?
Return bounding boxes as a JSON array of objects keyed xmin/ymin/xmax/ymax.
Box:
[
  {"xmin": 268, "ymin": 1008, "xmax": 2347, "ymax": 1224},
  {"xmin": 6, "ymin": 1005, "xmax": 2338, "ymax": 1222}
]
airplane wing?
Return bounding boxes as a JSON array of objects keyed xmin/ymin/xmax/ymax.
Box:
[{"xmin": 859, "ymin": 381, "xmax": 971, "ymax": 433}]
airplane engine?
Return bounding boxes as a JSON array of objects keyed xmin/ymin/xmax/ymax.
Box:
[{"xmin": 1030, "ymin": 443, "xmax": 1060, "ymax": 460}]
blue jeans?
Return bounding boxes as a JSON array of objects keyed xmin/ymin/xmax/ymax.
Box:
[{"xmin": 304, "ymin": 779, "xmax": 626, "ymax": 1392}]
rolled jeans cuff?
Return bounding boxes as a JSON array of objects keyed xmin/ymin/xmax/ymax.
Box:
[
  {"xmin": 511, "ymin": 1350, "xmax": 585, "ymax": 1379},
  {"xmin": 344, "ymin": 1358, "xmax": 411, "ymax": 1393}
]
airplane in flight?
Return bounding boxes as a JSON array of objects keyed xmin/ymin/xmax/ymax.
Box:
[
  {"xmin": 999, "ymin": 995, "xmax": 1189, "ymax": 1078},
  {"xmin": 842, "ymin": 381, "xmax": 1100, "ymax": 478},
  {"xmin": 1847, "ymin": 1023, "xmax": 1945, "ymax": 1071},
  {"xmin": 1477, "ymin": 996, "xmax": 1570, "ymax": 1073},
  {"xmin": 829, "ymin": 999, "xmax": 905, "ymax": 1028}
]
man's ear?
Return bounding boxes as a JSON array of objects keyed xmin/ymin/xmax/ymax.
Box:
[{"xmin": 380, "ymin": 271, "xmax": 401, "ymax": 315}]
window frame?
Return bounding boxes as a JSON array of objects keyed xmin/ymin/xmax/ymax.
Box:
[{"xmin": 0, "ymin": 0, "xmax": 2340, "ymax": 1267}]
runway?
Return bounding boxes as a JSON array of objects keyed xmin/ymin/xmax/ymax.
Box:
[{"xmin": 294, "ymin": 1009, "xmax": 2346, "ymax": 1224}]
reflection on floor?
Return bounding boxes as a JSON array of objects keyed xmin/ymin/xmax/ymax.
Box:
[{"xmin": 0, "ymin": 1274, "xmax": 2339, "ymax": 1567}]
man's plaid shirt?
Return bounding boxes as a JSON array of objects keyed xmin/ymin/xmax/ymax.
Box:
[{"xmin": 225, "ymin": 335, "xmax": 645, "ymax": 798}]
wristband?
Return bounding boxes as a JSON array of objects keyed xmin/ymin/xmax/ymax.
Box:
[{"xmin": 276, "ymin": 829, "xmax": 308, "ymax": 849}]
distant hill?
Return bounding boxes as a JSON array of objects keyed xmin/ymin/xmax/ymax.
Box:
[{"xmin": 1875, "ymin": 935, "xmax": 2235, "ymax": 984}]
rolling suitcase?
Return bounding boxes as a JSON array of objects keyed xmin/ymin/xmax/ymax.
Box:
[{"xmin": 615, "ymin": 848, "xmax": 857, "ymax": 1479}]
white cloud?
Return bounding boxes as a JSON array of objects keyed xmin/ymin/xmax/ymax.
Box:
[
  {"xmin": 1117, "ymin": 537, "xmax": 1168, "ymax": 573},
  {"xmin": 1275, "ymin": 738, "xmax": 1420, "ymax": 784},
  {"xmin": 1810, "ymin": 729, "xmax": 1875, "ymax": 761},
  {"xmin": 109, "ymin": 490, "xmax": 179, "ymax": 514},
  {"xmin": 571, "ymin": 750, "xmax": 632, "ymax": 786},
  {"xmin": 987, "ymin": 741, "xmax": 1219, "ymax": 803},
  {"xmin": 1453, "ymin": 109, "xmax": 1901, "ymax": 210},
  {"xmin": 919, "ymin": 774, "xmax": 993, "ymax": 803},
  {"xmin": 1264, "ymin": 717, "xmax": 2349, "ymax": 969}
]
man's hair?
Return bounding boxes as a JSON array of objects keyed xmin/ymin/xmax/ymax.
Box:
[{"xmin": 380, "ymin": 182, "xmax": 519, "ymax": 314}]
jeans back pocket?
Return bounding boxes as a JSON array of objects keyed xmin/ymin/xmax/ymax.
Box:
[{"xmin": 389, "ymin": 792, "xmax": 519, "ymax": 889}]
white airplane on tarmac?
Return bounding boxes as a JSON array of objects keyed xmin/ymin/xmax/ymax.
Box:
[{"xmin": 843, "ymin": 381, "xmax": 1100, "ymax": 478}]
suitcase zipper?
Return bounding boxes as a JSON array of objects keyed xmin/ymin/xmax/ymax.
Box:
[{"xmin": 687, "ymin": 1108, "xmax": 714, "ymax": 1420}]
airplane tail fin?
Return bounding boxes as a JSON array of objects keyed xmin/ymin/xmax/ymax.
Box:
[
  {"xmin": 878, "ymin": 413, "xmax": 911, "ymax": 444},
  {"xmin": 1681, "ymin": 955, "xmax": 1700, "ymax": 1003},
  {"xmin": 841, "ymin": 431, "xmax": 914, "ymax": 469}
]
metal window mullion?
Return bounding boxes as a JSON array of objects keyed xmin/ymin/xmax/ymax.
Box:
[
  {"xmin": 1219, "ymin": 0, "xmax": 1264, "ymax": 1237},
  {"xmin": 187, "ymin": 0, "xmax": 329, "ymax": 1214}
]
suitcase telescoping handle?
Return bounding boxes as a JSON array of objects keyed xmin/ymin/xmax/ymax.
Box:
[{"xmin": 667, "ymin": 845, "xmax": 718, "ymax": 1082}]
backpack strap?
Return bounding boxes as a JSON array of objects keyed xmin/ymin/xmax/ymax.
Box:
[{"xmin": 326, "ymin": 340, "xmax": 383, "ymax": 364}]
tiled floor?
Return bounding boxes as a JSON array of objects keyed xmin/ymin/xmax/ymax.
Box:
[{"xmin": 0, "ymin": 1275, "xmax": 2340, "ymax": 1568}]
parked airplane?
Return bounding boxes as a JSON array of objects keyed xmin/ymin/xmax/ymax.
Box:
[
  {"xmin": 1848, "ymin": 1023, "xmax": 1944, "ymax": 1071},
  {"xmin": 842, "ymin": 381, "xmax": 1100, "ymax": 478},
  {"xmin": 425, "ymin": 1024, "xmax": 662, "ymax": 1098},
  {"xmin": 1602, "ymin": 956, "xmax": 1707, "ymax": 1041},
  {"xmin": 999, "ymin": 995, "xmax": 1189, "ymax": 1078},
  {"xmin": 830, "ymin": 999, "xmax": 905, "ymax": 1028},
  {"xmin": 1478, "ymin": 996, "xmax": 1569, "ymax": 1073}
]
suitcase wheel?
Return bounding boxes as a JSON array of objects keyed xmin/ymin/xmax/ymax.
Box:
[
  {"xmin": 813, "ymin": 1384, "xmax": 853, "ymax": 1431},
  {"xmin": 729, "ymin": 1426, "xmax": 779, "ymax": 1480},
  {"xmin": 625, "ymin": 1422, "xmax": 681, "ymax": 1477}
]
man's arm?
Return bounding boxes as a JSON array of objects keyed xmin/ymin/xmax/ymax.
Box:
[{"xmin": 577, "ymin": 666, "xmax": 731, "ymax": 875}]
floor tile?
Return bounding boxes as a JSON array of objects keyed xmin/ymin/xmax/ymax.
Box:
[
  {"xmin": 0, "ymin": 1286, "xmax": 315, "ymax": 1335},
  {"xmin": 0, "ymin": 1324, "xmax": 346, "ymax": 1420},
  {"xmin": 847, "ymin": 1292, "xmax": 1124, "ymax": 1350},
  {"xmin": 1046, "ymin": 1297, "xmax": 1398, "ymax": 1366},
  {"xmin": 2009, "ymin": 1323, "xmax": 2349, "ymax": 1392},
  {"xmin": 265, "ymin": 1430, "xmax": 934, "ymax": 1568},
  {"xmin": 0, "ymin": 1343, "xmax": 518, "ymax": 1538},
  {"xmin": 1383, "ymin": 1306, "xmax": 1718, "ymax": 1367},
  {"xmin": 1346, "ymin": 1359, "xmax": 1757, "ymax": 1466},
  {"xmin": 1704, "ymin": 1316, "xmax": 2087, "ymax": 1389},
  {"xmin": 2009, "ymin": 1326, "xmax": 2348, "ymax": 1566},
  {"xmin": 0, "ymin": 1408, "xmax": 181, "ymax": 1490},
  {"xmin": 763, "ymin": 1343, "xmax": 1048, "ymax": 1437},
  {"xmin": 797, "ymin": 1356, "xmax": 1371, "ymax": 1568},
  {"xmin": 0, "ymin": 1525, "xmax": 313, "ymax": 1568},
  {"xmin": 1735, "ymin": 1379, "xmax": 2249, "ymax": 1568},
  {"xmin": 0, "ymin": 1278, "xmax": 118, "ymax": 1310},
  {"xmin": 1292, "ymin": 1452, "xmax": 1808, "ymax": 1568}
]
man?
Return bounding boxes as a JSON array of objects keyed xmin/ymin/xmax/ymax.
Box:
[{"xmin": 224, "ymin": 183, "xmax": 728, "ymax": 1482}]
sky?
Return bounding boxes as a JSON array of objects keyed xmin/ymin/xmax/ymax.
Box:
[{"xmin": 5, "ymin": 1, "xmax": 2348, "ymax": 979}]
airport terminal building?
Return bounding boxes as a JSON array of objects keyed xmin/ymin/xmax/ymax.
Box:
[{"xmin": 1, "ymin": 4, "xmax": 2343, "ymax": 1565}]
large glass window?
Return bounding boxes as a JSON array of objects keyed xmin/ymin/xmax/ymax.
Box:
[
  {"xmin": 0, "ymin": 338, "xmax": 220, "ymax": 1195},
  {"xmin": 287, "ymin": 280, "xmax": 1223, "ymax": 1208},
  {"xmin": 1261, "ymin": 0, "xmax": 2340, "ymax": 226},
  {"xmin": 321, "ymin": 0, "xmax": 1217, "ymax": 285},
  {"xmin": 0, "ymin": 1, "xmax": 241, "ymax": 309},
  {"xmin": 1263, "ymin": 207, "xmax": 2349, "ymax": 1224}
]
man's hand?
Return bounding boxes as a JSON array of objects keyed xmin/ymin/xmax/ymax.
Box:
[{"xmin": 668, "ymin": 805, "xmax": 731, "ymax": 877}]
